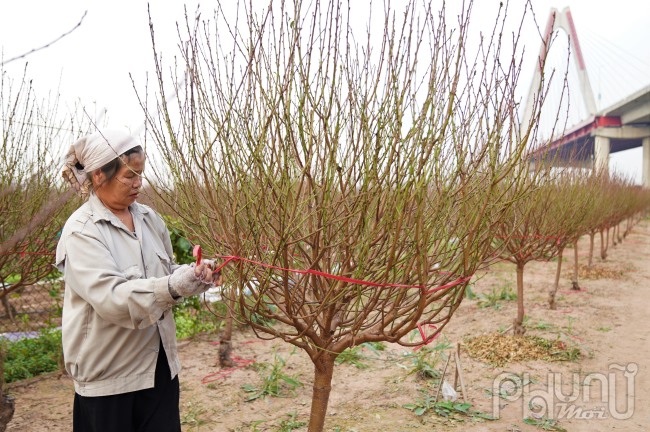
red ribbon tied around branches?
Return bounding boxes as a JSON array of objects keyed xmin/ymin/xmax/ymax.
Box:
[
  {"xmin": 193, "ymin": 245, "xmax": 472, "ymax": 347},
  {"xmin": 193, "ymin": 245, "xmax": 471, "ymax": 292}
]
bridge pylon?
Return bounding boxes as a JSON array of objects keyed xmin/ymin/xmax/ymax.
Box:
[
  {"xmin": 523, "ymin": 7, "xmax": 610, "ymax": 172},
  {"xmin": 522, "ymin": 7, "xmax": 597, "ymax": 130}
]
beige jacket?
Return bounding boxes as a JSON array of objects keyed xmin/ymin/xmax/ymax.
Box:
[{"xmin": 56, "ymin": 193, "xmax": 182, "ymax": 397}]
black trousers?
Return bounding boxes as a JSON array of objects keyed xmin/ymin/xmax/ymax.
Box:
[{"xmin": 73, "ymin": 342, "xmax": 181, "ymax": 432}]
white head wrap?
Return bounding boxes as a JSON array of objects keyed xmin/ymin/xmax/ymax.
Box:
[{"xmin": 62, "ymin": 129, "xmax": 140, "ymax": 199}]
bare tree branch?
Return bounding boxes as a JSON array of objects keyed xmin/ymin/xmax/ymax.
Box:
[{"xmin": 1, "ymin": 11, "xmax": 88, "ymax": 66}]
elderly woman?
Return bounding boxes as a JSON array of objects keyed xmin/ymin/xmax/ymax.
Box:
[{"xmin": 56, "ymin": 129, "xmax": 218, "ymax": 432}]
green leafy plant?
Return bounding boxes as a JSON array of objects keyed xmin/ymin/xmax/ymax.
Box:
[
  {"xmin": 163, "ymin": 216, "xmax": 195, "ymax": 265},
  {"xmin": 529, "ymin": 320, "xmax": 555, "ymax": 330},
  {"xmin": 532, "ymin": 337, "xmax": 581, "ymax": 362},
  {"xmin": 3, "ymin": 328, "xmax": 62, "ymax": 383},
  {"xmin": 401, "ymin": 339, "xmax": 452, "ymax": 380},
  {"xmin": 363, "ymin": 341, "xmax": 386, "ymax": 353},
  {"xmin": 336, "ymin": 341, "xmax": 387, "ymax": 369},
  {"xmin": 476, "ymin": 285, "xmax": 517, "ymax": 310},
  {"xmin": 464, "ymin": 283, "xmax": 477, "ymax": 300},
  {"xmin": 403, "ymin": 391, "xmax": 495, "ymax": 421},
  {"xmin": 180, "ymin": 401, "xmax": 208, "ymax": 429},
  {"xmin": 277, "ymin": 411, "xmax": 306, "ymax": 431},
  {"xmin": 523, "ymin": 416, "xmax": 567, "ymax": 431},
  {"xmin": 238, "ymin": 294, "xmax": 277, "ymax": 328},
  {"xmin": 234, "ymin": 420, "xmax": 266, "ymax": 432},
  {"xmin": 242, "ymin": 355, "xmax": 303, "ymax": 401},
  {"xmin": 564, "ymin": 316, "xmax": 576, "ymax": 335},
  {"xmin": 335, "ymin": 346, "xmax": 368, "ymax": 368},
  {"xmin": 173, "ymin": 297, "xmax": 224, "ymax": 339}
]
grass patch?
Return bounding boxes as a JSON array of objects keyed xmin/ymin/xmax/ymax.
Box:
[
  {"xmin": 400, "ymin": 339, "xmax": 452, "ymax": 381},
  {"xmin": 336, "ymin": 342, "xmax": 385, "ymax": 369},
  {"xmin": 242, "ymin": 354, "xmax": 303, "ymax": 401},
  {"xmin": 524, "ymin": 416, "xmax": 567, "ymax": 431},
  {"xmin": 180, "ymin": 401, "xmax": 208, "ymax": 429},
  {"xmin": 475, "ymin": 285, "xmax": 517, "ymax": 310},
  {"xmin": 277, "ymin": 411, "xmax": 306, "ymax": 431},
  {"xmin": 528, "ymin": 320, "xmax": 555, "ymax": 330},
  {"xmin": 404, "ymin": 390, "xmax": 495, "ymax": 421}
]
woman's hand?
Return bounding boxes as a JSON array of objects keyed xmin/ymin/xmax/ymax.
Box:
[
  {"xmin": 194, "ymin": 259, "xmax": 222, "ymax": 286},
  {"xmin": 168, "ymin": 264, "xmax": 214, "ymax": 298}
]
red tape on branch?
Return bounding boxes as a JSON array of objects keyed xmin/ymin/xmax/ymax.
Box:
[
  {"xmin": 196, "ymin": 245, "xmax": 473, "ymax": 350},
  {"xmin": 414, "ymin": 323, "xmax": 439, "ymax": 351},
  {"xmin": 424, "ymin": 276, "xmax": 472, "ymax": 295},
  {"xmin": 211, "ymin": 253, "xmax": 473, "ymax": 293},
  {"xmin": 212, "ymin": 254, "xmax": 423, "ymax": 288}
]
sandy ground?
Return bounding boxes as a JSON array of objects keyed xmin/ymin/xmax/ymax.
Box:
[{"xmin": 6, "ymin": 221, "xmax": 650, "ymax": 432}]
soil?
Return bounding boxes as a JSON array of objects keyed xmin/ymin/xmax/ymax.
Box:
[{"xmin": 6, "ymin": 221, "xmax": 650, "ymax": 432}]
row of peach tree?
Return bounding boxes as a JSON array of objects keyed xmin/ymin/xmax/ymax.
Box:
[{"xmin": 493, "ymin": 171, "xmax": 648, "ymax": 335}]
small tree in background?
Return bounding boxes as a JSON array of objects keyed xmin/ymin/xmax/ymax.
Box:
[
  {"xmin": 545, "ymin": 172, "xmax": 595, "ymax": 308},
  {"xmin": 584, "ymin": 174, "xmax": 612, "ymax": 267},
  {"xmin": 0, "ymin": 66, "xmax": 83, "ymax": 320},
  {"xmin": 591, "ymin": 176, "xmax": 643, "ymax": 263},
  {"xmin": 0, "ymin": 65, "xmax": 89, "ymax": 430},
  {"xmin": 495, "ymin": 169, "xmax": 592, "ymax": 334},
  {"xmin": 141, "ymin": 1, "xmax": 553, "ymax": 429}
]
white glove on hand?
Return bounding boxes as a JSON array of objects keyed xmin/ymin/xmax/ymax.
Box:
[
  {"xmin": 168, "ymin": 264, "xmax": 214, "ymax": 299},
  {"xmin": 195, "ymin": 259, "xmax": 224, "ymax": 285}
]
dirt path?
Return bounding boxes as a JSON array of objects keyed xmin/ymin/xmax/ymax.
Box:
[
  {"xmin": 6, "ymin": 221, "xmax": 650, "ymax": 432},
  {"xmin": 563, "ymin": 228, "xmax": 650, "ymax": 431}
]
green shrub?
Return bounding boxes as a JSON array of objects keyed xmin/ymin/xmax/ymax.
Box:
[
  {"xmin": 3, "ymin": 328, "xmax": 62, "ymax": 383},
  {"xmin": 173, "ymin": 297, "xmax": 225, "ymax": 339},
  {"xmin": 162, "ymin": 216, "xmax": 196, "ymax": 265}
]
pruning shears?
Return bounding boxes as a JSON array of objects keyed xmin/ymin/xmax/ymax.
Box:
[
  {"xmin": 192, "ymin": 244, "xmax": 227, "ymax": 275},
  {"xmin": 193, "ymin": 244, "xmax": 203, "ymax": 265}
]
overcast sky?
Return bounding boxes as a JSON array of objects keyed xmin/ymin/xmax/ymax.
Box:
[{"xmin": 1, "ymin": 0, "xmax": 649, "ymax": 181}]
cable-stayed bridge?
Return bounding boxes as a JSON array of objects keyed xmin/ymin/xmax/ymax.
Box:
[{"xmin": 525, "ymin": 7, "xmax": 650, "ymax": 186}]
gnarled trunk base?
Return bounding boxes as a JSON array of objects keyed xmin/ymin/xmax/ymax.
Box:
[
  {"xmin": 0, "ymin": 394, "xmax": 14, "ymax": 432},
  {"xmin": 218, "ymin": 294, "xmax": 235, "ymax": 368}
]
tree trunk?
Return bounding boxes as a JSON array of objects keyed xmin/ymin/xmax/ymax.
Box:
[
  {"xmin": 0, "ymin": 347, "xmax": 14, "ymax": 431},
  {"xmin": 588, "ymin": 232, "xmax": 595, "ymax": 267},
  {"xmin": 308, "ymin": 353, "xmax": 336, "ymax": 432},
  {"xmin": 606, "ymin": 227, "xmax": 611, "ymax": 249},
  {"xmin": 0, "ymin": 295, "xmax": 15, "ymax": 322},
  {"xmin": 600, "ymin": 229, "xmax": 608, "ymax": 261},
  {"xmin": 571, "ymin": 239, "xmax": 580, "ymax": 290},
  {"xmin": 548, "ymin": 247, "xmax": 563, "ymax": 310},
  {"xmin": 513, "ymin": 262, "xmax": 526, "ymax": 336},
  {"xmin": 218, "ymin": 291, "xmax": 235, "ymax": 368},
  {"xmin": 0, "ymin": 395, "xmax": 13, "ymax": 432}
]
